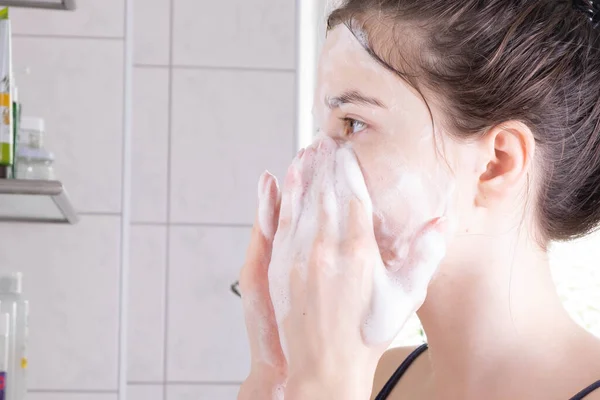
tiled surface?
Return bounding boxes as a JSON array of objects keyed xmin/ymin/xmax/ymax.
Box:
[
  {"xmin": 128, "ymin": 385, "xmax": 164, "ymax": 400},
  {"xmin": 27, "ymin": 394, "xmax": 117, "ymax": 400},
  {"xmin": 134, "ymin": 0, "xmax": 171, "ymax": 65},
  {"xmin": 12, "ymin": 0, "xmax": 125, "ymax": 38},
  {"xmin": 167, "ymin": 226, "xmax": 251, "ymax": 381},
  {"xmin": 172, "ymin": 0, "xmax": 295, "ymax": 69},
  {"xmin": 13, "ymin": 37, "xmax": 124, "ymax": 214},
  {"xmin": 132, "ymin": 67, "xmax": 170, "ymax": 223},
  {"xmin": 129, "ymin": 225, "xmax": 168, "ymax": 382},
  {"xmin": 0, "ymin": 216, "xmax": 121, "ymax": 390},
  {"xmin": 9, "ymin": 0, "xmax": 300, "ymax": 394},
  {"xmin": 170, "ymin": 69, "xmax": 295, "ymax": 224},
  {"xmin": 167, "ymin": 385, "xmax": 240, "ymax": 400}
]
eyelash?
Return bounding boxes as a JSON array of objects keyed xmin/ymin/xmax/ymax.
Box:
[{"xmin": 341, "ymin": 117, "xmax": 367, "ymax": 136}]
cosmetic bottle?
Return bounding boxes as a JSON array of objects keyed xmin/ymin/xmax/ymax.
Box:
[
  {"xmin": 0, "ymin": 313, "xmax": 8, "ymax": 400},
  {"xmin": 0, "ymin": 8, "xmax": 13, "ymax": 178},
  {"xmin": 0, "ymin": 274, "xmax": 28, "ymax": 400}
]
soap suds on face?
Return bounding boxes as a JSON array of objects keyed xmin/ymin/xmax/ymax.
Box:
[{"xmin": 268, "ymin": 138, "xmax": 451, "ymax": 351}]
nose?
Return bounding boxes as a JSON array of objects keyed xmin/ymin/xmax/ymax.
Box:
[
  {"xmin": 315, "ymin": 126, "xmax": 347, "ymax": 144},
  {"xmin": 310, "ymin": 134, "xmax": 343, "ymax": 152}
]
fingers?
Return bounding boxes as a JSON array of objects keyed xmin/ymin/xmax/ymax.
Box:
[
  {"xmin": 400, "ymin": 216, "xmax": 448, "ymax": 292},
  {"xmin": 240, "ymin": 172, "xmax": 286, "ymax": 368},
  {"xmin": 335, "ymin": 147, "xmax": 378, "ymax": 267},
  {"xmin": 278, "ymin": 151, "xmax": 304, "ymax": 234},
  {"xmin": 335, "ymin": 146, "xmax": 373, "ymax": 213},
  {"xmin": 257, "ymin": 171, "xmax": 281, "ymax": 241},
  {"xmin": 314, "ymin": 138, "xmax": 339, "ymax": 244}
]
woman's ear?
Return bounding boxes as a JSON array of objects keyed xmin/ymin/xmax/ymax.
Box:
[{"xmin": 475, "ymin": 121, "xmax": 535, "ymax": 207}]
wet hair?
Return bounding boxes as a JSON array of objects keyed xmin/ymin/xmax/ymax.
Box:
[{"xmin": 328, "ymin": 0, "xmax": 600, "ymax": 242}]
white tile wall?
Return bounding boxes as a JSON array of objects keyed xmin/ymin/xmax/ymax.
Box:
[
  {"xmin": 169, "ymin": 68, "xmax": 295, "ymax": 224},
  {"xmin": 166, "ymin": 385, "xmax": 240, "ymax": 400},
  {"xmin": 172, "ymin": 0, "xmax": 296, "ymax": 69},
  {"xmin": 12, "ymin": 0, "xmax": 126, "ymax": 38},
  {"xmin": 134, "ymin": 0, "xmax": 171, "ymax": 65},
  {"xmin": 10, "ymin": 0, "xmax": 298, "ymax": 398},
  {"xmin": 128, "ymin": 226, "xmax": 167, "ymax": 382},
  {"xmin": 128, "ymin": 385, "xmax": 163, "ymax": 400},
  {"xmin": 167, "ymin": 226, "xmax": 251, "ymax": 382},
  {"xmin": 27, "ymin": 394, "xmax": 118, "ymax": 400},
  {"xmin": 132, "ymin": 67, "xmax": 170, "ymax": 223},
  {"xmin": 0, "ymin": 216, "xmax": 121, "ymax": 390},
  {"xmin": 13, "ymin": 37, "xmax": 124, "ymax": 214}
]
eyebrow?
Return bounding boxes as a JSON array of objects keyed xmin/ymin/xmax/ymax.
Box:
[{"xmin": 326, "ymin": 90, "xmax": 386, "ymax": 109}]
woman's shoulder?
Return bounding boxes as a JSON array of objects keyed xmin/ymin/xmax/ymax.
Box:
[{"xmin": 371, "ymin": 346, "xmax": 431, "ymax": 400}]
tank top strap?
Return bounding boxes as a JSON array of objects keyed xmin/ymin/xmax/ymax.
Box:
[
  {"xmin": 375, "ymin": 344, "xmax": 598, "ymax": 400},
  {"xmin": 375, "ymin": 343, "xmax": 429, "ymax": 400},
  {"xmin": 569, "ymin": 380, "xmax": 600, "ymax": 400}
]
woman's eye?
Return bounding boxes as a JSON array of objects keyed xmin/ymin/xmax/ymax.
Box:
[{"xmin": 343, "ymin": 118, "xmax": 367, "ymax": 135}]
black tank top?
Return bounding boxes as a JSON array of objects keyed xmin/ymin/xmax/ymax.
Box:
[{"xmin": 375, "ymin": 344, "xmax": 600, "ymax": 400}]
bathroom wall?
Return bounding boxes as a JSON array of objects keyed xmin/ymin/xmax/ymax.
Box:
[
  {"xmin": 0, "ymin": 1, "xmax": 296, "ymax": 400},
  {"xmin": 128, "ymin": 0, "xmax": 295, "ymax": 399}
]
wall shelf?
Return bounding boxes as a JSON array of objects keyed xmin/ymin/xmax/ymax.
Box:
[
  {"xmin": 0, "ymin": 179, "xmax": 78, "ymax": 224},
  {"xmin": 0, "ymin": 0, "xmax": 75, "ymax": 10}
]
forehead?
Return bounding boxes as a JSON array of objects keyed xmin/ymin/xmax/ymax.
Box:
[
  {"xmin": 317, "ymin": 26, "xmax": 420, "ymax": 109},
  {"xmin": 319, "ymin": 26, "xmax": 391, "ymax": 92}
]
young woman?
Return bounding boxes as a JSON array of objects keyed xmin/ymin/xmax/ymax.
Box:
[{"xmin": 238, "ymin": 1, "xmax": 600, "ymax": 399}]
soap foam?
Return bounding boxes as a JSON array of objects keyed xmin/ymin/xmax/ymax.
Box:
[{"xmin": 268, "ymin": 138, "xmax": 450, "ymax": 354}]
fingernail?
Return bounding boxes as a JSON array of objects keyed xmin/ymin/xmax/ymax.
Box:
[
  {"xmin": 267, "ymin": 174, "xmax": 279, "ymax": 203},
  {"xmin": 258, "ymin": 171, "xmax": 279, "ymax": 203},
  {"xmin": 257, "ymin": 171, "xmax": 270, "ymax": 201},
  {"xmin": 258, "ymin": 172, "xmax": 277, "ymax": 240}
]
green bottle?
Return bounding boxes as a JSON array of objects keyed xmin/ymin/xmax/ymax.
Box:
[{"xmin": 0, "ymin": 8, "xmax": 12, "ymax": 178}]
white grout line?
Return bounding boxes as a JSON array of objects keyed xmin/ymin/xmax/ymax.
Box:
[
  {"xmin": 12, "ymin": 33, "xmax": 123, "ymax": 40},
  {"xmin": 127, "ymin": 381, "xmax": 243, "ymax": 386},
  {"xmin": 28, "ymin": 389, "xmax": 119, "ymax": 394},
  {"xmin": 163, "ymin": 0, "xmax": 175, "ymax": 398},
  {"xmin": 118, "ymin": 0, "xmax": 134, "ymax": 398},
  {"xmin": 131, "ymin": 221, "xmax": 253, "ymax": 228}
]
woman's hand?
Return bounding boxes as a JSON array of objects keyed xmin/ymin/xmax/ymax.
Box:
[
  {"xmin": 238, "ymin": 171, "xmax": 287, "ymax": 400},
  {"xmin": 267, "ymin": 138, "xmax": 448, "ymax": 400}
]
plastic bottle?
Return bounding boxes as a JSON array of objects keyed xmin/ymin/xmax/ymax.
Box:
[
  {"xmin": 0, "ymin": 313, "xmax": 8, "ymax": 400},
  {"xmin": 15, "ymin": 117, "xmax": 54, "ymax": 181},
  {"xmin": 0, "ymin": 274, "xmax": 28, "ymax": 400},
  {"xmin": 0, "ymin": 9, "xmax": 13, "ymax": 179},
  {"xmin": 11, "ymin": 85, "xmax": 19, "ymax": 180}
]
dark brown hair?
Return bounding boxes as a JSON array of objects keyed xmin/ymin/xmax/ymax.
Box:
[{"xmin": 328, "ymin": 0, "xmax": 600, "ymax": 242}]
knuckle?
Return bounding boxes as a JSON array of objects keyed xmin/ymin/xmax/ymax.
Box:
[{"xmin": 340, "ymin": 232, "xmax": 364, "ymax": 254}]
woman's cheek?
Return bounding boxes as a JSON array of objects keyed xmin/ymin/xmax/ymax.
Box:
[{"xmin": 359, "ymin": 156, "xmax": 455, "ymax": 269}]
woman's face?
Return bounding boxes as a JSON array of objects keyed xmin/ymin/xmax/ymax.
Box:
[{"xmin": 314, "ymin": 25, "xmax": 466, "ymax": 268}]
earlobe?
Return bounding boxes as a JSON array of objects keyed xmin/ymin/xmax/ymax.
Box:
[{"xmin": 476, "ymin": 121, "xmax": 535, "ymax": 207}]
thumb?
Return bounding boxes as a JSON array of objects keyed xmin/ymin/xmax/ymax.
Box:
[
  {"xmin": 360, "ymin": 218, "xmax": 448, "ymax": 346},
  {"xmin": 240, "ymin": 171, "xmax": 286, "ymax": 368},
  {"xmin": 401, "ymin": 217, "xmax": 448, "ymax": 293}
]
